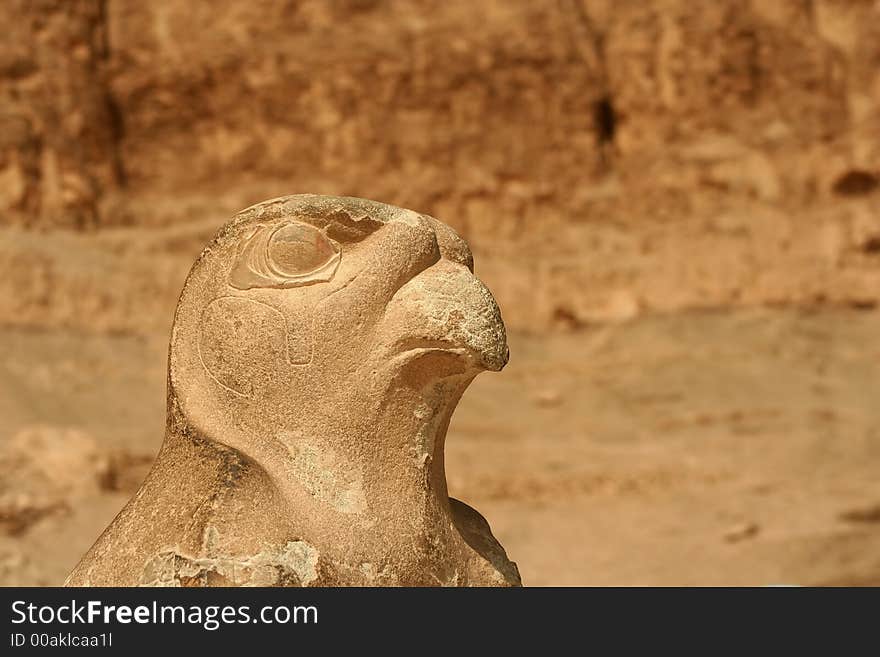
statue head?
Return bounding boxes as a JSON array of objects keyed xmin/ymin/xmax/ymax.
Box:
[{"xmin": 168, "ymin": 195, "xmax": 508, "ymax": 471}]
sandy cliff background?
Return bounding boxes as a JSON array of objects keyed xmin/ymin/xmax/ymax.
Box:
[{"xmin": 2, "ymin": 0, "xmax": 880, "ymax": 585}]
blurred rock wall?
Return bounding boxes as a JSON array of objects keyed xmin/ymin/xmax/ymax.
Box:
[{"xmin": 1, "ymin": 0, "xmax": 880, "ymax": 333}]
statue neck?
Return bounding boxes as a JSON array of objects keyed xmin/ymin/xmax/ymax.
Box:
[
  {"xmin": 267, "ymin": 362, "xmax": 476, "ymax": 538},
  {"xmin": 161, "ymin": 360, "xmax": 477, "ymax": 566}
]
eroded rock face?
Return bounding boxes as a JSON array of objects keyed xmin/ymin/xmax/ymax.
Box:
[{"xmin": 65, "ymin": 194, "xmax": 520, "ymax": 587}]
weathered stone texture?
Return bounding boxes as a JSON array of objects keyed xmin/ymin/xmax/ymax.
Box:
[
  {"xmin": 65, "ymin": 196, "xmax": 521, "ymax": 587},
  {"xmin": 2, "ymin": 1, "xmax": 880, "ymax": 331}
]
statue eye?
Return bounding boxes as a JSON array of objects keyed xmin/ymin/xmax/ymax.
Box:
[
  {"xmin": 267, "ymin": 223, "xmax": 340, "ymax": 277},
  {"xmin": 229, "ymin": 222, "xmax": 340, "ymax": 290}
]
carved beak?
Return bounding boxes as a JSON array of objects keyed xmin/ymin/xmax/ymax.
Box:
[{"xmin": 382, "ymin": 258, "xmax": 509, "ymax": 372}]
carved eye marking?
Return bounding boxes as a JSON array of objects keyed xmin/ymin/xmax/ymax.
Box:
[{"xmin": 230, "ymin": 221, "xmax": 341, "ymax": 290}]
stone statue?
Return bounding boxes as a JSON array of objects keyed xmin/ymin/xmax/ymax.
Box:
[{"xmin": 66, "ymin": 195, "xmax": 521, "ymax": 586}]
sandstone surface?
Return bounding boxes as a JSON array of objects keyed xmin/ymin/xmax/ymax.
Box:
[{"xmin": 65, "ymin": 195, "xmax": 520, "ymax": 587}]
